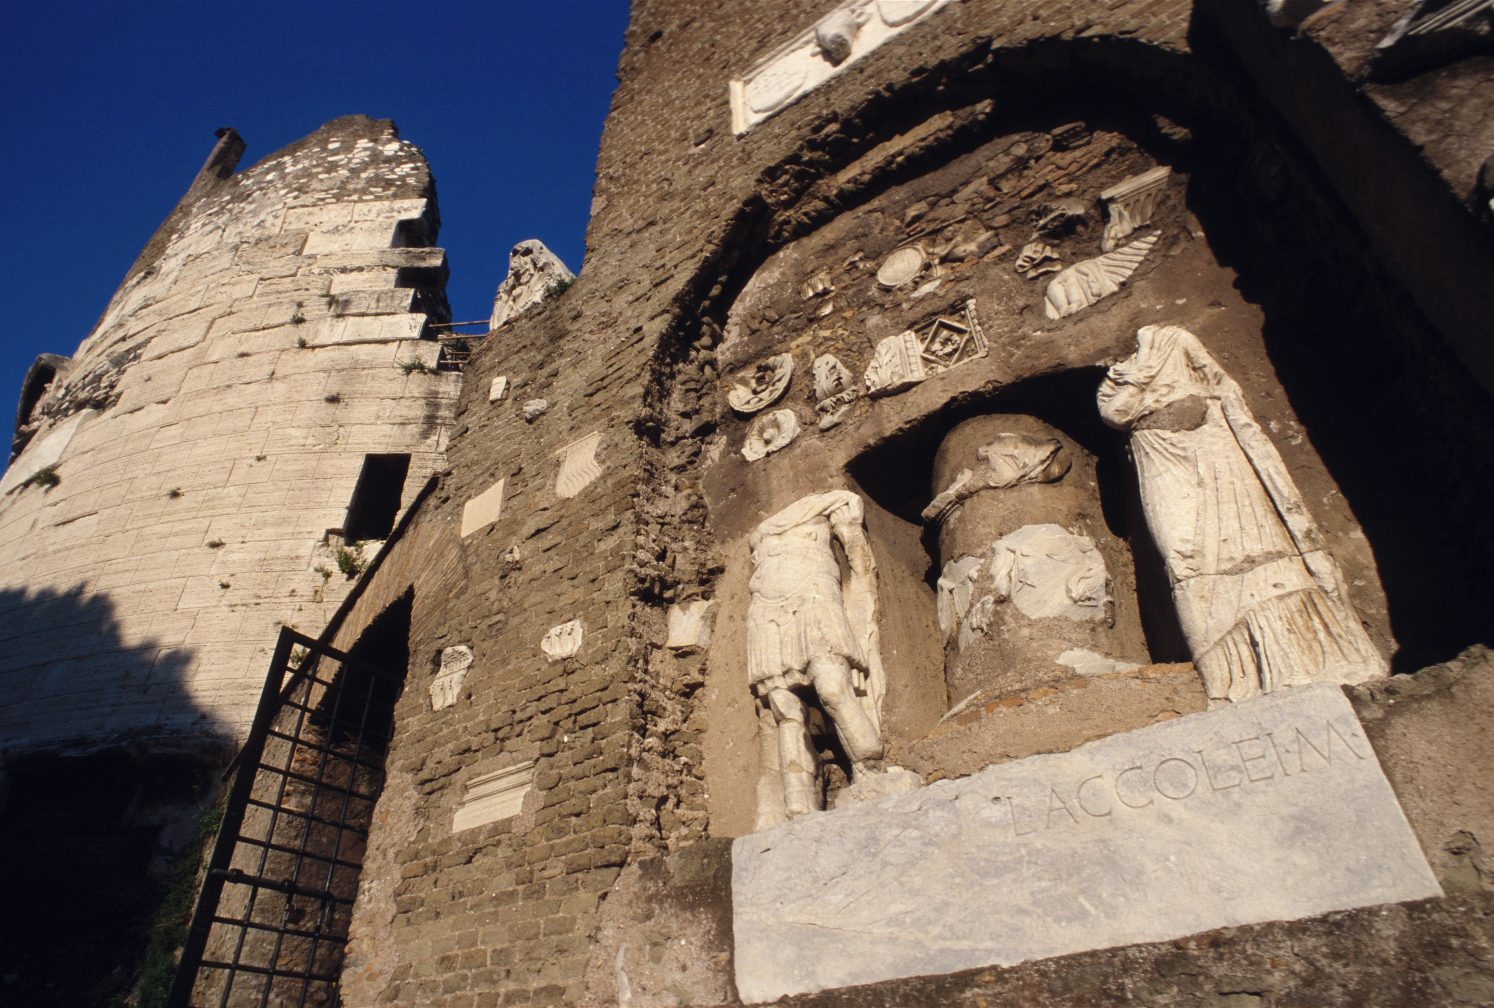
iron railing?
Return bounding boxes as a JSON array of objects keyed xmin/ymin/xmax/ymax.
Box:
[{"xmin": 169, "ymin": 628, "xmax": 403, "ymax": 1008}]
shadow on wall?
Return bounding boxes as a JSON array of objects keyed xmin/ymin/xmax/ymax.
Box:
[{"xmin": 0, "ymin": 584, "xmax": 229, "ymax": 1008}]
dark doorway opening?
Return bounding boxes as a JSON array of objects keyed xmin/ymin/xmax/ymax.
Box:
[{"xmin": 343, "ymin": 454, "xmax": 410, "ymax": 542}]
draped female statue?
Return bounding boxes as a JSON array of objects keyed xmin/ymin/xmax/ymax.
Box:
[{"xmin": 1098, "ymin": 325, "xmax": 1386, "ymax": 704}]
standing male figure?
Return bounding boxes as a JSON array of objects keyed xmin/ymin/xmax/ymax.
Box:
[{"xmin": 747, "ymin": 490, "xmax": 885, "ymax": 829}]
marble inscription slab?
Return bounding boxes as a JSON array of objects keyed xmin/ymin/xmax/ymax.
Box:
[{"xmin": 732, "ymin": 683, "xmax": 1440, "ymax": 1003}]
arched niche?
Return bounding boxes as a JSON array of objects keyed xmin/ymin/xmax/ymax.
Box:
[{"xmin": 692, "ymin": 39, "xmax": 1494, "ymax": 831}]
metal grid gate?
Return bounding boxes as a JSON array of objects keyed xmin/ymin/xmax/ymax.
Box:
[{"xmin": 169, "ymin": 627, "xmax": 402, "ymax": 1008}]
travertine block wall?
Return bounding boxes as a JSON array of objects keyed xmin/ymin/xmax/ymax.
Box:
[{"xmin": 0, "ymin": 115, "xmax": 458, "ymax": 757}]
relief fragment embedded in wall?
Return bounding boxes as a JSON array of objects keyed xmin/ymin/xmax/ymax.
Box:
[
  {"xmin": 1100, "ymin": 166, "xmax": 1171, "ymax": 252},
  {"xmin": 1044, "ymin": 232, "xmax": 1158, "ymax": 319},
  {"xmin": 541, "ymin": 620, "xmax": 583, "ymax": 662},
  {"xmin": 429, "ymin": 645, "xmax": 473, "ymax": 711},
  {"xmin": 1098, "ymin": 325, "xmax": 1387, "ymax": 703},
  {"xmin": 864, "ymin": 301, "xmax": 987, "ymax": 396},
  {"xmin": 811, "ymin": 354, "xmax": 858, "ymax": 429},
  {"xmin": 743, "ymin": 409, "xmax": 800, "ymax": 461},
  {"xmin": 730, "ymin": 0, "xmax": 955, "ymax": 134},
  {"xmin": 555, "ymin": 431, "xmax": 603, "ymax": 499},
  {"xmin": 728, "ymin": 354, "xmax": 794, "ymax": 414}
]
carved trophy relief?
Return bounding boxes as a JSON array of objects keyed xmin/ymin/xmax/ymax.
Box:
[
  {"xmin": 1043, "ymin": 232, "xmax": 1158, "ymax": 319},
  {"xmin": 747, "ymin": 490, "xmax": 917, "ymax": 831},
  {"xmin": 990, "ymin": 524, "xmax": 1111, "ymax": 621},
  {"xmin": 727, "ymin": 354, "xmax": 794, "ymax": 414},
  {"xmin": 1098, "ymin": 325, "xmax": 1388, "ymax": 704},
  {"xmin": 811, "ymin": 354, "xmax": 859, "ymax": 429},
  {"xmin": 925, "ymin": 415, "xmax": 1146, "ymax": 706},
  {"xmin": 429, "ymin": 645, "xmax": 474, "ymax": 711},
  {"xmin": 863, "ymin": 301, "xmax": 988, "ymax": 397},
  {"xmin": 742, "ymin": 409, "xmax": 800, "ymax": 461}
]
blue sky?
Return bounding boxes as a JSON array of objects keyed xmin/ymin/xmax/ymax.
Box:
[{"xmin": 1, "ymin": 0, "xmax": 630, "ymax": 410}]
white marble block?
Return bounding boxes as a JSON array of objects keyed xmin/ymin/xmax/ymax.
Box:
[
  {"xmin": 452, "ymin": 761, "xmax": 535, "ymax": 833},
  {"xmin": 665, "ymin": 599, "xmax": 715, "ymax": 652},
  {"xmin": 489, "ymin": 376, "xmax": 509, "ymax": 402},
  {"xmin": 732, "ymin": 683, "xmax": 1440, "ymax": 1003},
  {"xmin": 460, "ymin": 479, "xmax": 505, "ymax": 537}
]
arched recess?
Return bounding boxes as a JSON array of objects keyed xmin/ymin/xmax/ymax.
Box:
[{"xmin": 694, "ymin": 29, "xmax": 1494, "ymax": 833}]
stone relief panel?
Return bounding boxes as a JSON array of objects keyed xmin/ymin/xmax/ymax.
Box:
[
  {"xmin": 541, "ymin": 619, "xmax": 583, "ymax": 662},
  {"xmin": 1043, "ymin": 232, "xmax": 1158, "ymax": 319},
  {"xmin": 727, "ymin": 354, "xmax": 795, "ymax": 414},
  {"xmin": 864, "ymin": 301, "xmax": 987, "ymax": 396},
  {"xmin": 1098, "ymin": 325, "xmax": 1388, "ymax": 704},
  {"xmin": 746, "ymin": 491, "xmax": 918, "ymax": 830},
  {"xmin": 452, "ymin": 761, "xmax": 535, "ymax": 833},
  {"xmin": 742, "ymin": 409, "xmax": 800, "ymax": 461},
  {"xmin": 730, "ymin": 0, "xmax": 956, "ymax": 134},
  {"xmin": 555, "ymin": 431, "xmax": 604, "ymax": 498},
  {"xmin": 429, "ymin": 645, "xmax": 473, "ymax": 711}
]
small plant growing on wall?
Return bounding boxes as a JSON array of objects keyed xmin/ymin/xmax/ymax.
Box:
[
  {"xmin": 545, "ymin": 276, "xmax": 576, "ymax": 300},
  {"xmin": 314, "ymin": 565, "xmax": 332, "ymax": 584},
  {"xmin": 206, "ymin": 540, "xmax": 225, "ymax": 549},
  {"xmin": 324, "ymin": 393, "xmax": 341, "ymax": 404},
  {"xmin": 289, "ymin": 646, "xmax": 311, "ymax": 667},
  {"xmin": 296, "ymin": 336, "xmax": 308, "ymax": 348},
  {"xmin": 168, "ymin": 488, "xmax": 183, "ymax": 499},
  {"xmin": 25, "ymin": 466, "xmax": 60, "ymax": 489},
  {"xmin": 335, "ymin": 543, "xmax": 368, "ymax": 579},
  {"xmin": 291, "ymin": 300, "xmax": 306, "ymax": 324},
  {"xmin": 398, "ymin": 357, "xmax": 431, "ymax": 374}
]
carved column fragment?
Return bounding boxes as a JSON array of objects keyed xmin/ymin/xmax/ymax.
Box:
[{"xmin": 925, "ymin": 414, "xmax": 1148, "ymax": 706}]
